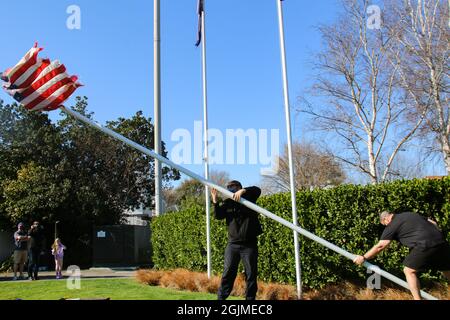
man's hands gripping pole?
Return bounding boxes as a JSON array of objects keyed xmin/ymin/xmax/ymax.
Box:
[{"xmin": 211, "ymin": 188, "xmax": 247, "ymax": 204}]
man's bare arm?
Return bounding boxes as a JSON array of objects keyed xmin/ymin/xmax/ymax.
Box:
[{"xmin": 353, "ymin": 240, "xmax": 391, "ymax": 265}]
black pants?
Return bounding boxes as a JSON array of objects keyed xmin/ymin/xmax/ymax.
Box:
[
  {"xmin": 218, "ymin": 242, "xmax": 258, "ymax": 300},
  {"xmin": 28, "ymin": 248, "xmax": 41, "ymax": 279}
]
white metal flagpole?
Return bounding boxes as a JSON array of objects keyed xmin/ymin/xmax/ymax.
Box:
[
  {"xmin": 198, "ymin": 0, "xmax": 212, "ymax": 279},
  {"xmin": 276, "ymin": 0, "xmax": 302, "ymax": 299},
  {"xmin": 154, "ymin": 0, "xmax": 162, "ymax": 216},
  {"xmin": 59, "ymin": 105, "xmax": 438, "ymax": 300}
]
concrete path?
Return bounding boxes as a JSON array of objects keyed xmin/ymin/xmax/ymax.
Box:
[{"xmin": 0, "ymin": 267, "xmax": 136, "ymax": 282}]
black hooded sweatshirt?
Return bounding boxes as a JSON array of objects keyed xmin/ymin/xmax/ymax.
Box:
[{"xmin": 214, "ymin": 186, "xmax": 263, "ymax": 244}]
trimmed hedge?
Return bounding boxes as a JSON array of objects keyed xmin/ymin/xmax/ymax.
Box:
[{"xmin": 151, "ymin": 178, "xmax": 450, "ymax": 289}]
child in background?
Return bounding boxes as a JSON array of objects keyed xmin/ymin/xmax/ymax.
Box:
[{"xmin": 51, "ymin": 238, "xmax": 66, "ymax": 279}]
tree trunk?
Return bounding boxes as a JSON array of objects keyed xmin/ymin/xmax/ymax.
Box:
[
  {"xmin": 429, "ymin": 63, "xmax": 449, "ymax": 175},
  {"xmin": 368, "ymin": 134, "xmax": 378, "ymax": 184},
  {"xmin": 442, "ymin": 139, "xmax": 450, "ymax": 175}
]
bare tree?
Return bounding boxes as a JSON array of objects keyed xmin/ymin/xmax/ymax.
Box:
[
  {"xmin": 300, "ymin": 0, "xmax": 426, "ymax": 184},
  {"xmin": 385, "ymin": 0, "xmax": 449, "ymax": 175},
  {"xmin": 262, "ymin": 142, "xmax": 346, "ymax": 193},
  {"xmin": 379, "ymin": 150, "xmax": 426, "ymax": 181}
]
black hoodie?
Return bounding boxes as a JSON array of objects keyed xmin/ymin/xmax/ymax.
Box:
[
  {"xmin": 28, "ymin": 226, "xmax": 45, "ymax": 250},
  {"xmin": 214, "ymin": 186, "xmax": 263, "ymax": 244}
]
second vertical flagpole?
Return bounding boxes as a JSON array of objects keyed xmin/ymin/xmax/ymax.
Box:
[
  {"xmin": 154, "ymin": 0, "xmax": 162, "ymax": 217},
  {"xmin": 276, "ymin": 0, "xmax": 302, "ymax": 299},
  {"xmin": 197, "ymin": 0, "xmax": 212, "ymax": 279}
]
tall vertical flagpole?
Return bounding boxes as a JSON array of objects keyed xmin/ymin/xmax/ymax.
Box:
[
  {"xmin": 276, "ymin": 0, "xmax": 302, "ymax": 299},
  {"xmin": 154, "ymin": 0, "xmax": 162, "ymax": 216},
  {"xmin": 197, "ymin": 0, "xmax": 212, "ymax": 279}
]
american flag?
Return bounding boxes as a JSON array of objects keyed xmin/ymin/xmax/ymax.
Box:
[{"xmin": 0, "ymin": 43, "xmax": 81, "ymax": 112}]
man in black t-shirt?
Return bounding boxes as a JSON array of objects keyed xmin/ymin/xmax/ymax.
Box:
[{"xmin": 353, "ymin": 211, "xmax": 450, "ymax": 300}]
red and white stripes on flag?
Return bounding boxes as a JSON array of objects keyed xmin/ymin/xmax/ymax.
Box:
[{"xmin": 0, "ymin": 43, "xmax": 81, "ymax": 112}]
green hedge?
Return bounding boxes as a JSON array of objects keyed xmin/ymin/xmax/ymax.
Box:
[{"xmin": 151, "ymin": 178, "xmax": 450, "ymax": 289}]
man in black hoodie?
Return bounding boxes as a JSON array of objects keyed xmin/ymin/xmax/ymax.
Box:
[
  {"xmin": 28, "ymin": 221, "xmax": 45, "ymax": 280},
  {"xmin": 211, "ymin": 180, "xmax": 262, "ymax": 300}
]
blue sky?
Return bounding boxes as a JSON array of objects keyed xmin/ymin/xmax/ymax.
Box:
[{"xmin": 0, "ymin": 1, "xmax": 444, "ymax": 187}]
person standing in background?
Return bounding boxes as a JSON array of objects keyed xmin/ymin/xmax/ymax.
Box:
[
  {"xmin": 13, "ymin": 222, "xmax": 29, "ymax": 280},
  {"xmin": 28, "ymin": 221, "xmax": 45, "ymax": 280}
]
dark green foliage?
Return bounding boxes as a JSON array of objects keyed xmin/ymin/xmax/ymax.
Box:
[
  {"xmin": 0, "ymin": 255, "xmax": 13, "ymax": 272},
  {"xmin": 0, "ymin": 98, "xmax": 180, "ymax": 267},
  {"xmin": 151, "ymin": 178, "xmax": 450, "ymax": 289}
]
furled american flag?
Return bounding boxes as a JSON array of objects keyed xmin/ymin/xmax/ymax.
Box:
[{"xmin": 0, "ymin": 43, "xmax": 82, "ymax": 112}]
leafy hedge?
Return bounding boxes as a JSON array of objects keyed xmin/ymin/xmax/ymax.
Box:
[{"xmin": 151, "ymin": 178, "xmax": 450, "ymax": 289}]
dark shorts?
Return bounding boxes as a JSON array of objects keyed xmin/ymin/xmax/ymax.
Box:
[{"xmin": 403, "ymin": 243, "xmax": 450, "ymax": 271}]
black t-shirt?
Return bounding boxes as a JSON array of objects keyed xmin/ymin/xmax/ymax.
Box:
[{"xmin": 380, "ymin": 212, "xmax": 446, "ymax": 249}]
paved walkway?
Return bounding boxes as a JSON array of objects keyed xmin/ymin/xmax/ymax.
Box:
[{"xmin": 0, "ymin": 268, "xmax": 136, "ymax": 282}]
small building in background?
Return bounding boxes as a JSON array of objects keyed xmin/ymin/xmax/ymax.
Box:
[
  {"xmin": 123, "ymin": 207, "xmax": 152, "ymax": 226},
  {"xmin": 92, "ymin": 207, "xmax": 152, "ymax": 268}
]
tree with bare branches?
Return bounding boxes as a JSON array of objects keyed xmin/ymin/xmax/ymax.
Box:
[
  {"xmin": 300, "ymin": 0, "xmax": 427, "ymax": 184},
  {"xmin": 262, "ymin": 142, "xmax": 346, "ymax": 193},
  {"xmin": 385, "ymin": 0, "xmax": 449, "ymax": 175}
]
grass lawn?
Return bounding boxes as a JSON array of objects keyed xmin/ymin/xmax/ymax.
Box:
[{"xmin": 0, "ymin": 278, "xmax": 238, "ymax": 300}]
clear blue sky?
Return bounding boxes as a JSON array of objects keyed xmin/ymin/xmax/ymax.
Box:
[{"xmin": 0, "ymin": 1, "xmax": 444, "ymax": 187}]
